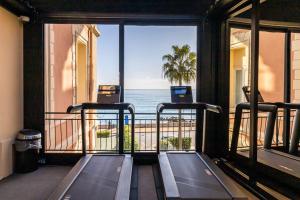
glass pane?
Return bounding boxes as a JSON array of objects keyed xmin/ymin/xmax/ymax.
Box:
[
  {"xmin": 124, "ymin": 26, "xmax": 197, "ymax": 152},
  {"xmin": 229, "ymin": 28, "xmax": 285, "ymax": 149},
  {"xmin": 97, "ymin": 25, "xmax": 119, "ymax": 85}
]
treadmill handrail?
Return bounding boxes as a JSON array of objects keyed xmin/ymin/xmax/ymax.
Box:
[
  {"xmin": 67, "ymin": 102, "xmax": 135, "ymax": 114},
  {"xmin": 67, "ymin": 104, "xmax": 83, "ymax": 113},
  {"xmin": 156, "ymin": 102, "xmax": 222, "ymax": 154},
  {"xmin": 66, "ymin": 102, "xmax": 135, "ymax": 155},
  {"xmin": 235, "ymin": 102, "xmax": 277, "ymax": 113},
  {"xmin": 157, "ymin": 102, "xmax": 222, "ymax": 114},
  {"xmin": 261, "ymin": 102, "xmax": 300, "ymax": 110},
  {"xmin": 240, "ymin": 102, "xmax": 300, "ymax": 155},
  {"xmin": 230, "ymin": 103, "xmax": 278, "ymax": 157}
]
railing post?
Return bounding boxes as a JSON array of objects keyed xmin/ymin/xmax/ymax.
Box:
[
  {"xmin": 202, "ymin": 110, "xmax": 207, "ymax": 153},
  {"xmin": 157, "ymin": 111, "xmax": 160, "ymax": 154},
  {"xmin": 81, "ymin": 109, "xmax": 86, "ymax": 156},
  {"xmin": 119, "ymin": 110, "xmax": 124, "ymax": 154},
  {"xmin": 275, "ymin": 118, "xmax": 279, "ymax": 146},
  {"xmin": 131, "ymin": 112, "xmax": 135, "ymax": 154},
  {"xmin": 116, "ymin": 113, "xmax": 119, "ymax": 152}
]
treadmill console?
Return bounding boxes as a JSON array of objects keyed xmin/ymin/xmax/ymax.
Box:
[
  {"xmin": 242, "ymin": 86, "xmax": 264, "ymax": 102},
  {"xmin": 171, "ymin": 86, "xmax": 193, "ymax": 103},
  {"xmin": 97, "ymin": 85, "xmax": 121, "ymax": 104}
]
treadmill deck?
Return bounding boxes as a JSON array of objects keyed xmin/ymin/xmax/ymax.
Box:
[
  {"xmin": 168, "ymin": 153, "xmax": 231, "ymax": 199},
  {"xmin": 238, "ymin": 149, "xmax": 300, "ymax": 178},
  {"xmin": 64, "ymin": 155, "xmax": 124, "ymax": 200},
  {"xmin": 159, "ymin": 153, "xmax": 247, "ymax": 200},
  {"xmin": 48, "ymin": 155, "xmax": 132, "ymax": 200}
]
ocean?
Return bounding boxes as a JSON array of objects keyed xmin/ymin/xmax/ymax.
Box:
[
  {"xmin": 99, "ymin": 89, "xmax": 196, "ymax": 119},
  {"xmin": 124, "ymin": 89, "xmax": 196, "ymax": 113}
]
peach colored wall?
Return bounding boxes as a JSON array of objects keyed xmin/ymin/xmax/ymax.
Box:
[
  {"xmin": 53, "ymin": 24, "xmax": 74, "ymax": 112},
  {"xmin": 45, "ymin": 25, "xmax": 99, "ymax": 151},
  {"xmin": 259, "ymin": 31, "xmax": 285, "ymax": 102},
  {"xmin": 0, "ymin": 7, "xmax": 23, "ymax": 179},
  {"xmin": 230, "ymin": 29, "xmax": 285, "ymax": 106}
]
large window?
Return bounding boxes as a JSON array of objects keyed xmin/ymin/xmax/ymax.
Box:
[
  {"xmin": 124, "ymin": 25, "xmax": 197, "ymax": 151},
  {"xmin": 44, "ymin": 23, "xmax": 198, "ymax": 153},
  {"xmin": 229, "ymin": 28, "xmax": 285, "ymax": 149}
]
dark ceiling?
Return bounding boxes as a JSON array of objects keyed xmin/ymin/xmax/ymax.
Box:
[
  {"xmin": 2, "ymin": 0, "xmax": 300, "ymax": 24},
  {"xmin": 2, "ymin": 0, "xmax": 217, "ymax": 18},
  {"xmin": 239, "ymin": 0, "xmax": 300, "ymax": 24}
]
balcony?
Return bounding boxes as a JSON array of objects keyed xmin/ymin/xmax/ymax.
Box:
[
  {"xmin": 44, "ymin": 111, "xmax": 197, "ymax": 153},
  {"xmin": 44, "ymin": 110, "xmax": 296, "ymax": 153}
]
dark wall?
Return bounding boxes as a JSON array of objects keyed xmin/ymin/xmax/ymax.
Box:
[
  {"xmin": 23, "ymin": 23, "xmax": 45, "ymax": 151},
  {"xmin": 197, "ymin": 18, "xmax": 230, "ymax": 157}
]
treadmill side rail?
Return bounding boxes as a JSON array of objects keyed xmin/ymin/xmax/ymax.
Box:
[
  {"xmin": 47, "ymin": 155, "xmax": 92, "ymax": 200},
  {"xmin": 158, "ymin": 153, "xmax": 180, "ymax": 200},
  {"xmin": 197, "ymin": 153, "xmax": 248, "ymax": 200},
  {"xmin": 115, "ymin": 155, "xmax": 133, "ymax": 200}
]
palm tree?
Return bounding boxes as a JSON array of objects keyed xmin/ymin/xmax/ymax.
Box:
[{"xmin": 162, "ymin": 45, "xmax": 196, "ymax": 150}]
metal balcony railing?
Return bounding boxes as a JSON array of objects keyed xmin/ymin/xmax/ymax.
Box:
[
  {"xmin": 45, "ymin": 111, "xmax": 196, "ymax": 153},
  {"xmin": 45, "ymin": 110, "xmax": 296, "ymax": 153},
  {"xmin": 229, "ymin": 109, "xmax": 296, "ymax": 149}
]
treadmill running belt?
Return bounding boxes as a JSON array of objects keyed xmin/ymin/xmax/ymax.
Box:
[
  {"xmin": 63, "ymin": 156, "xmax": 124, "ymax": 200},
  {"xmin": 167, "ymin": 153, "xmax": 231, "ymax": 200},
  {"xmin": 238, "ymin": 149, "xmax": 300, "ymax": 178}
]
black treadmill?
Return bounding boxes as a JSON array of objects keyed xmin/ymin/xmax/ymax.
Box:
[
  {"xmin": 289, "ymin": 104, "xmax": 300, "ymax": 156},
  {"xmin": 230, "ymin": 103, "xmax": 300, "ymax": 192},
  {"xmin": 157, "ymin": 86, "xmax": 246, "ymax": 200},
  {"xmin": 48, "ymin": 85, "xmax": 135, "ymax": 200}
]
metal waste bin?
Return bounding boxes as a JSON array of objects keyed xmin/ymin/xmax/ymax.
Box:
[{"xmin": 15, "ymin": 129, "xmax": 42, "ymax": 173}]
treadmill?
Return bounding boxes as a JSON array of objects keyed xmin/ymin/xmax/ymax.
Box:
[
  {"xmin": 230, "ymin": 103, "xmax": 300, "ymax": 192},
  {"xmin": 243, "ymin": 86, "xmax": 300, "ymax": 156},
  {"xmin": 48, "ymin": 85, "xmax": 135, "ymax": 200},
  {"xmin": 157, "ymin": 86, "xmax": 247, "ymax": 200}
]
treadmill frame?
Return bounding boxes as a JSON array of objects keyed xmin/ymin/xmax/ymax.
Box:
[
  {"xmin": 156, "ymin": 102, "xmax": 247, "ymax": 200},
  {"xmin": 229, "ymin": 103, "xmax": 300, "ymax": 195},
  {"xmin": 48, "ymin": 103, "xmax": 136, "ymax": 200}
]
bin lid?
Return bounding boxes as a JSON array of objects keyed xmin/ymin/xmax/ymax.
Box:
[{"xmin": 17, "ymin": 129, "xmax": 41, "ymax": 140}]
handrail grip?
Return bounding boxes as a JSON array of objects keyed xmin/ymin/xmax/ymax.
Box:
[{"xmin": 67, "ymin": 104, "xmax": 83, "ymax": 113}]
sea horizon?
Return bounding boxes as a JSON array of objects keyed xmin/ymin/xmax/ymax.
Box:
[{"xmin": 98, "ymin": 89, "xmax": 196, "ymax": 119}]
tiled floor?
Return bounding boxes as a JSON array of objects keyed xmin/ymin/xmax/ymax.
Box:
[{"xmin": 0, "ymin": 166, "xmax": 71, "ymax": 200}]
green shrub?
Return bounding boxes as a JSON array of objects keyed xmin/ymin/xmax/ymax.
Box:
[
  {"xmin": 160, "ymin": 139, "xmax": 169, "ymax": 150},
  {"xmin": 124, "ymin": 125, "xmax": 139, "ymax": 150},
  {"xmin": 97, "ymin": 130, "xmax": 111, "ymax": 138},
  {"xmin": 168, "ymin": 137, "xmax": 192, "ymax": 150}
]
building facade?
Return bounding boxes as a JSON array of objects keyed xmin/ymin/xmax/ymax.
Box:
[
  {"xmin": 230, "ymin": 29, "xmax": 299, "ymax": 111},
  {"xmin": 44, "ymin": 24, "xmax": 100, "ymax": 152}
]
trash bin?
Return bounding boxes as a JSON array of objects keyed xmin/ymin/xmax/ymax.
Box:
[{"xmin": 15, "ymin": 129, "xmax": 42, "ymax": 173}]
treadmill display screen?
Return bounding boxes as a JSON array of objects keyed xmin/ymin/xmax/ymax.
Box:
[
  {"xmin": 174, "ymin": 88, "xmax": 187, "ymax": 95},
  {"xmin": 171, "ymin": 86, "xmax": 193, "ymax": 103},
  {"xmin": 97, "ymin": 85, "xmax": 121, "ymax": 103}
]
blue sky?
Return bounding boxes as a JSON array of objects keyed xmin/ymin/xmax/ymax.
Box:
[{"xmin": 97, "ymin": 25, "xmax": 197, "ymax": 89}]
